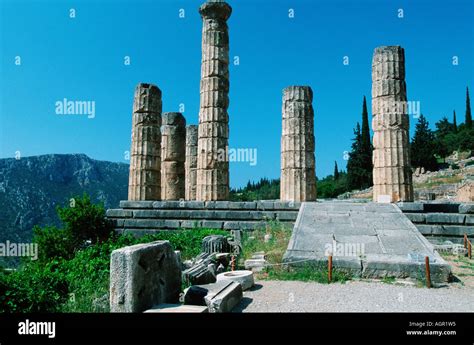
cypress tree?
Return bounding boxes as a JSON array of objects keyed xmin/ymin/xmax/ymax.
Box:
[
  {"xmin": 411, "ymin": 114, "xmax": 438, "ymax": 171},
  {"xmin": 453, "ymin": 110, "xmax": 457, "ymax": 132},
  {"xmin": 334, "ymin": 161, "xmax": 339, "ymax": 180},
  {"xmin": 361, "ymin": 96, "xmax": 371, "ymax": 153},
  {"xmin": 466, "ymin": 87, "xmax": 472, "ymax": 129}
]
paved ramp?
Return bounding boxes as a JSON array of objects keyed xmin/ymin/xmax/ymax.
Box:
[{"xmin": 283, "ymin": 202, "xmax": 451, "ymax": 283}]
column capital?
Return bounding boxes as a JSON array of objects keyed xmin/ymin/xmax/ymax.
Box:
[{"xmin": 199, "ymin": 1, "xmax": 232, "ymax": 20}]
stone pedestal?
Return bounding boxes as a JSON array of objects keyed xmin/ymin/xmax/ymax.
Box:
[
  {"xmin": 196, "ymin": 0, "xmax": 232, "ymax": 201},
  {"xmin": 161, "ymin": 112, "xmax": 186, "ymax": 201},
  {"xmin": 128, "ymin": 83, "xmax": 162, "ymax": 201},
  {"xmin": 185, "ymin": 125, "xmax": 198, "ymax": 200},
  {"xmin": 371, "ymin": 46, "xmax": 413, "ymax": 203},
  {"xmin": 280, "ymin": 86, "xmax": 317, "ymax": 202}
]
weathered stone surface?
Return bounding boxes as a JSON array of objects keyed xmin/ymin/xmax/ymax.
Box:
[
  {"xmin": 182, "ymin": 262, "xmax": 216, "ymax": 286},
  {"xmin": 184, "ymin": 280, "xmax": 232, "ymax": 306},
  {"xmin": 284, "ymin": 202, "xmax": 451, "ymax": 283},
  {"xmin": 144, "ymin": 303, "xmax": 208, "ymax": 313},
  {"xmin": 196, "ymin": 1, "xmax": 232, "ymax": 201},
  {"xmin": 396, "ymin": 202, "xmax": 424, "ymax": 212},
  {"xmin": 185, "ymin": 125, "xmax": 198, "ymax": 200},
  {"xmin": 110, "ymin": 241, "xmax": 181, "ymax": 313},
  {"xmin": 455, "ymin": 181, "xmax": 474, "ymax": 202},
  {"xmin": 216, "ymin": 270, "xmax": 254, "ymax": 290},
  {"xmin": 202, "ymin": 235, "xmax": 231, "ymax": 254},
  {"xmin": 280, "ymin": 86, "xmax": 316, "ymax": 203},
  {"xmin": 372, "ymin": 46, "xmax": 413, "ymax": 203},
  {"xmin": 128, "ymin": 83, "xmax": 162, "ymax": 201},
  {"xmin": 425, "ymin": 213, "xmax": 465, "ymax": 225},
  {"xmin": 459, "ymin": 203, "xmax": 474, "ymax": 214},
  {"xmin": 204, "ymin": 281, "xmax": 242, "ymax": 313},
  {"xmin": 404, "ymin": 213, "xmax": 426, "ymax": 223},
  {"xmin": 161, "ymin": 112, "xmax": 186, "ymax": 200}
]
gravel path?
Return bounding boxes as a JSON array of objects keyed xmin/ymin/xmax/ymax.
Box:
[{"xmin": 233, "ymin": 280, "xmax": 474, "ymax": 312}]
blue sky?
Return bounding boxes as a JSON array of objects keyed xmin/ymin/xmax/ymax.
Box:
[{"xmin": 1, "ymin": 0, "xmax": 473, "ymax": 187}]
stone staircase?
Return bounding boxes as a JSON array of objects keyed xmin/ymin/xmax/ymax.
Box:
[{"xmin": 106, "ymin": 200, "xmax": 300, "ymax": 236}]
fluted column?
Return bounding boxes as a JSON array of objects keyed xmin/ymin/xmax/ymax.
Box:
[
  {"xmin": 280, "ymin": 86, "xmax": 317, "ymax": 202},
  {"xmin": 196, "ymin": 0, "xmax": 232, "ymax": 201},
  {"xmin": 128, "ymin": 83, "xmax": 162, "ymax": 200},
  {"xmin": 372, "ymin": 46, "xmax": 413, "ymax": 202},
  {"xmin": 161, "ymin": 112, "xmax": 186, "ymax": 200},
  {"xmin": 185, "ymin": 125, "xmax": 198, "ymax": 200}
]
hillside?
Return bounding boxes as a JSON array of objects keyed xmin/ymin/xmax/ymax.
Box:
[{"xmin": 0, "ymin": 154, "xmax": 129, "ymax": 243}]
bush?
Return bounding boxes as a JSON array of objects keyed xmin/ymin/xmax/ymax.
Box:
[{"xmin": 33, "ymin": 194, "xmax": 114, "ymax": 263}]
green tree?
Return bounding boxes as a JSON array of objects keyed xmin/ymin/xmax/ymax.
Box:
[
  {"xmin": 347, "ymin": 123, "xmax": 365, "ymax": 190},
  {"xmin": 334, "ymin": 161, "xmax": 340, "ymax": 180},
  {"xmin": 466, "ymin": 87, "xmax": 472, "ymax": 129},
  {"xmin": 411, "ymin": 114, "xmax": 438, "ymax": 171},
  {"xmin": 453, "ymin": 110, "xmax": 457, "ymax": 132}
]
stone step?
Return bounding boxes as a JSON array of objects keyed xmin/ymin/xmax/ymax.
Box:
[
  {"xmin": 119, "ymin": 200, "xmax": 301, "ymax": 211},
  {"xmin": 144, "ymin": 304, "xmax": 208, "ymax": 313}
]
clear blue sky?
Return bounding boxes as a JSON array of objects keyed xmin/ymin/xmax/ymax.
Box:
[{"xmin": 1, "ymin": 0, "xmax": 473, "ymax": 187}]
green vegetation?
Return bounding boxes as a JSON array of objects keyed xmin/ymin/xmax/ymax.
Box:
[
  {"xmin": 263, "ymin": 264, "xmax": 352, "ymax": 284},
  {"xmin": 0, "ymin": 195, "xmax": 226, "ymax": 313},
  {"xmin": 230, "ymin": 178, "xmax": 279, "ymax": 201},
  {"xmin": 411, "ymin": 114, "xmax": 438, "ymax": 171},
  {"xmin": 347, "ymin": 96, "xmax": 373, "ymax": 191},
  {"xmin": 240, "ymin": 221, "xmax": 351, "ymax": 284}
]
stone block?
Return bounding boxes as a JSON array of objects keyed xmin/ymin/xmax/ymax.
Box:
[
  {"xmin": 180, "ymin": 220, "xmax": 203, "ymax": 228},
  {"xmin": 223, "ymin": 221, "xmax": 240, "ymax": 230},
  {"xmin": 144, "ymin": 303, "xmax": 208, "ymax": 313},
  {"xmin": 257, "ymin": 201, "xmax": 275, "ymax": 210},
  {"xmin": 459, "ymin": 204, "xmax": 474, "ymax": 214},
  {"xmin": 404, "ymin": 213, "xmax": 426, "ymax": 223},
  {"xmin": 465, "ymin": 215, "xmax": 474, "ymax": 225},
  {"xmin": 426, "ymin": 213, "xmax": 465, "ymax": 225},
  {"xmin": 276, "ymin": 211, "xmax": 299, "ymax": 221},
  {"xmin": 182, "ymin": 263, "xmax": 216, "ymax": 286},
  {"xmin": 204, "ymin": 281, "xmax": 242, "ymax": 313},
  {"xmin": 106, "ymin": 209, "xmax": 133, "ymax": 218},
  {"xmin": 119, "ymin": 201, "xmax": 155, "ymax": 209},
  {"xmin": 124, "ymin": 219, "xmax": 166, "ymax": 229},
  {"xmin": 201, "ymin": 220, "xmax": 224, "ymax": 229},
  {"xmin": 184, "ymin": 280, "xmax": 232, "ymax": 306},
  {"xmin": 110, "ymin": 241, "xmax": 182, "ymax": 313},
  {"xmin": 397, "ymin": 202, "xmax": 424, "ymax": 212}
]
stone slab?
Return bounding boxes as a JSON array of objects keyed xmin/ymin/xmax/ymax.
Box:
[
  {"xmin": 110, "ymin": 241, "xmax": 182, "ymax": 313},
  {"xmin": 283, "ymin": 202, "xmax": 451, "ymax": 283},
  {"xmin": 144, "ymin": 303, "xmax": 208, "ymax": 313}
]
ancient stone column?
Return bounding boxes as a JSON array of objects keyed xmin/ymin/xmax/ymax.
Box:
[
  {"xmin": 372, "ymin": 45, "xmax": 414, "ymax": 202},
  {"xmin": 280, "ymin": 86, "xmax": 317, "ymax": 202},
  {"xmin": 161, "ymin": 112, "xmax": 186, "ymax": 200},
  {"xmin": 185, "ymin": 125, "xmax": 198, "ymax": 200},
  {"xmin": 128, "ymin": 83, "xmax": 162, "ymax": 200},
  {"xmin": 196, "ymin": 0, "xmax": 232, "ymax": 201}
]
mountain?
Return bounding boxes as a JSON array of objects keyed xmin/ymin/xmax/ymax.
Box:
[{"xmin": 0, "ymin": 154, "xmax": 129, "ymax": 243}]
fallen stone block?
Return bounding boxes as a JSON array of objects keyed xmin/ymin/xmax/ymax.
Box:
[
  {"xmin": 245, "ymin": 259, "xmax": 267, "ymax": 272},
  {"xmin": 216, "ymin": 270, "xmax": 254, "ymax": 291},
  {"xmin": 184, "ymin": 280, "xmax": 233, "ymax": 306},
  {"xmin": 204, "ymin": 281, "xmax": 243, "ymax": 313},
  {"xmin": 182, "ymin": 262, "xmax": 216, "ymax": 286},
  {"xmin": 110, "ymin": 241, "xmax": 182, "ymax": 313},
  {"xmin": 202, "ymin": 235, "xmax": 231, "ymax": 254},
  {"xmin": 144, "ymin": 303, "xmax": 208, "ymax": 313}
]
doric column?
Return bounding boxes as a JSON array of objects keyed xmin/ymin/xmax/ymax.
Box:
[
  {"xmin": 185, "ymin": 125, "xmax": 198, "ymax": 200},
  {"xmin": 196, "ymin": 0, "xmax": 232, "ymax": 201},
  {"xmin": 280, "ymin": 86, "xmax": 317, "ymax": 202},
  {"xmin": 128, "ymin": 83, "xmax": 162, "ymax": 200},
  {"xmin": 161, "ymin": 112, "xmax": 186, "ymax": 200},
  {"xmin": 372, "ymin": 45, "xmax": 413, "ymax": 202}
]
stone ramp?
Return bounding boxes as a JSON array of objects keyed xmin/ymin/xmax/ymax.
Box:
[{"xmin": 283, "ymin": 202, "xmax": 451, "ymax": 283}]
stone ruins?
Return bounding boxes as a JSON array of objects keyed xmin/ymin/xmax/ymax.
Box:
[
  {"xmin": 185, "ymin": 125, "xmax": 198, "ymax": 201},
  {"xmin": 196, "ymin": 0, "xmax": 232, "ymax": 201},
  {"xmin": 125, "ymin": 2, "xmax": 415, "ymax": 205},
  {"xmin": 161, "ymin": 112, "xmax": 186, "ymax": 201},
  {"xmin": 280, "ymin": 86, "xmax": 317, "ymax": 202},
  {"xmin": 128, "ymin": 83, "xmax": 162, "ymax": 201},
  {"xmin": 372, "ymin": 46, "xmax": 414, "ymax": 203}
]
